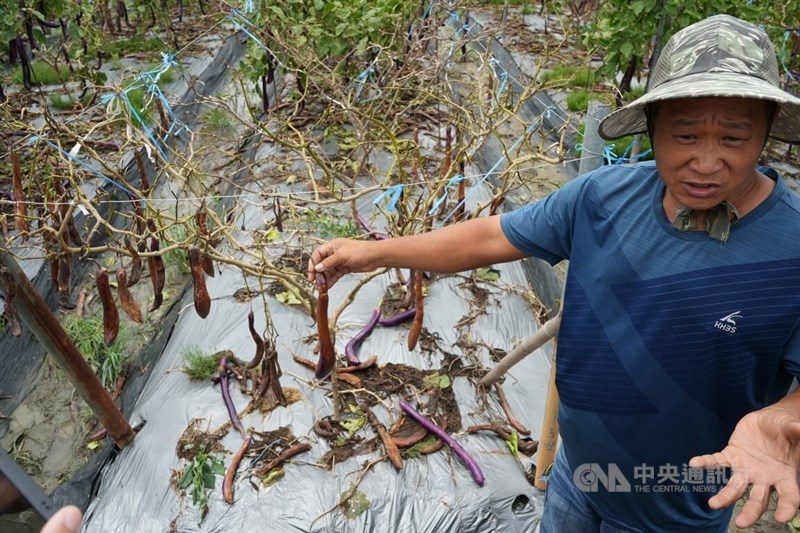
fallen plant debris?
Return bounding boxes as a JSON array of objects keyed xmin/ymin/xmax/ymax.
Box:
[
  {"xmin": 223, "ymin": 435, "xmax": 252, "ymax": 505},
  {"xmin": 494, "ymin": 381, "xmax": 531, "ymax": 436}
]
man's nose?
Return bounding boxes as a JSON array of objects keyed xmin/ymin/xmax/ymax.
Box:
[{"xmin": 688, "ymin": 143, "xmax": 724, "ymax": 174}]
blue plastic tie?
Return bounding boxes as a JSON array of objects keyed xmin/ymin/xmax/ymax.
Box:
[
  {"xmin": 373, "ymin": 185, "xmax": 405, "ymax": 211},
  {"xmin": 229, "ymin": 10, "xmax": 268, "ymax": 50},
  {"xmin": 28, "ymin": 136, "xmax": 137, "ymax": 198},
  {"xmin": 429, "ymin": 175, "xmax": 465, "ymax": 215},
  {"xmin": 438, "ymin": 106, "xmax": 555, "ymax": 226},
  {"xmin": 349, "ymin": 65, "xmax": 383, "ymax": 103}
]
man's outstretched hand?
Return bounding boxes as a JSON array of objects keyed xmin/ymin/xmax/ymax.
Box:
[{"xmin": 690, "ymin": 406, "xmax": 800, "ymax": 528}]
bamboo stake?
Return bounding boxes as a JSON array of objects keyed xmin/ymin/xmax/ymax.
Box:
[
  {"xmin": 0, "ymin": 246, "xmax": 135, "ymax": 448},
  {"xmin": 534, "ymin": 342, "xmax": 558, "ymax": 491},
  {"xmin": 480, "ymin": 314, "xmax": 561, "ymax": 387}
]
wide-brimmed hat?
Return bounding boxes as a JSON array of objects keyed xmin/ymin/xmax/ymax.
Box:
[{"xmin": 599, "ymin": 14, "xmax": 800, "ymax": 143}]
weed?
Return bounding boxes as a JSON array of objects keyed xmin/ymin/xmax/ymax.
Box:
[
  {"xmin": 63, "ymin": 314, "xmax": 126, "ymax": 390},
  {"xmin": 48, "ymin": 94, "xmax": 76, "ymax": 110},
  {"xmin": 621, "ymin": 85, "xmax": 646, "ymax": 103},
  {"xmin": 201, "ymin": 107, "xmax": 235, "ymax": 134},
  {"xmin": 607, "ymin": 134, "xmax": 652, "ymax": 163},
  {"xmin": 107, "ymin": 35, "xmax": 165, "ymax": 56},
  {"xmin": 48, "ymin": 91, "xmax": 93, "ymax": 111},
  {"xmin": 11, "ymin": 436, "xmax": 37, "ymax": 472},
  {"xmin": 12, "ymin": 61, "xmax": 70, "ymax": 86},
  {"xmin": 163, "ymin": 224, "xmax": 190, "ymax": 274},
  {"xmin": 302, "ymin": 209, "xmax": 357, "ymax": 239},
  {"xmin": 182, "ymin": 347, "xmax": 223, "ymax": 380},
  {"xmin": 566, "ymin": 90, "xmax": 590, "ymax": 112},
  {"xmin": 540, "ymin": 65, "xmax": 597, "ymax": 89},
  {"xmin": 177, "ymin": 446, "xmax": 224, "ymax": 520}
]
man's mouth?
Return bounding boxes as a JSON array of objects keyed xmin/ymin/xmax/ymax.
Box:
[{"xmin": 683, "ymin": 181, "xmax": 720, "ymax": 198}]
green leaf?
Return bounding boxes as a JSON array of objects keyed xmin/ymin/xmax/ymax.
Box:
[
  {"xmin": 425, "ymin": 373, "xmax": 451, "ymax": 390},
  {"xmin": 475, "ymin": 267, "xmax": 500, "ymax": 282},
  {"xmin": 276, "ymin": 291, "xmax": 302, "ymax": 306},
  {"xmin": 261, "ymin": 468, "xmax": 284, "ymax": 487},
  {"xmin": 264, "ymin": 227, "xmax": 281, "ymax": 242},
  {"xmin": 505, "ymin": 430, "xmax": 519, "ymax": 458},
  {"xmin": 178, "ymin": 468, "xmax": 193, "ymax": 489},
  {"xmin": 211, "ymin": 459, "xmax": 225, "ymax": 475},
  {"xmin": 620, "ymin": 41, "xmax": 634, "ymax": 58},
  {"xmin": 314, "ymin": 0, "xmax": 324, "ymax": 10},
  {"xmin": 403, "ymin": 435, "xmax": 438, "ymax": 458},
  {"xmin": 340, "ymin": 487, "xmax": 371, "ymax": 519}
]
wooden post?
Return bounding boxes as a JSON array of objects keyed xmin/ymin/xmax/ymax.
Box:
[
  {"xmin": 0, "ymin": 248, "xmax": 135, "ymax": 448},
  {"xmin": 578, "ymin": 100, "xmax": 611, "ymax": 177},
  {"xmin": 534, "ymin": 338, "xmax": 559, "ymax": 490}
]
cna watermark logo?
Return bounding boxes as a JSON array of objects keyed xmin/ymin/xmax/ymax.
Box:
[{"xmin": 573, "ymin": 463, "xmax": 729, "ymax": 493}]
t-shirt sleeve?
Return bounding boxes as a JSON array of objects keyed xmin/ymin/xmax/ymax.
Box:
[{"xmin": 500, "ymin": 174, "xmax": 589, "ymax": 265}]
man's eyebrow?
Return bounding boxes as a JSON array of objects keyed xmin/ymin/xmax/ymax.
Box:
[{"xmin": 670, "ymin": 117, "xmax": 753, "ymax": 130}]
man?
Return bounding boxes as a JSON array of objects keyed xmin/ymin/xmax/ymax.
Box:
[{"xmin": 308, "ymin": 15, "xmax": 800, "ymax": 531}]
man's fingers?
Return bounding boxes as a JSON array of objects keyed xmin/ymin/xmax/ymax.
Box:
[
  {"xmin": 784, "ymin": 420, "xmax": 800, "ymax": 441},
  {"xmin": 734, "ymin": 484, "xmax": 770, "ymax": 529},
  {"xmin": 307, "ymin": 243, "xmax": 336, "ymax": 281},
  {"xmin": 707, "ymin": 470, "xmax": 748, "ymax": 510},
  {"xmin": 774, "ymin": 478, "xmax": 800, "ymax": 523},
  {"xmin": 689, "ymin": 451, "xmax": 730, "ymax": 469},
  {"xmin": 41, "ymin": 505, "xmax": 82, "ymax": 533}
]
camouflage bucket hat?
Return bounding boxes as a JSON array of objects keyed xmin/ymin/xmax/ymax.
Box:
[{"xmin": 599, "ymin": 14, "xmax": 800, "ymax": 143}]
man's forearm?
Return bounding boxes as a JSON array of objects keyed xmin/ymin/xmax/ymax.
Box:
[{"xmin": 369, "ymin": 216, "xmax": 526, "ymax": 273}]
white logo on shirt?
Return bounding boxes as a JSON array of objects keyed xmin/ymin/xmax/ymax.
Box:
[{"xmin": 714, "ymin": 311, "xmax": 741, "ymax": 333}]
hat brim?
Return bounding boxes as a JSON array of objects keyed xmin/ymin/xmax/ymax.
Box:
[{"xmin": 598, "ymin": 71, "xmax": 800, "ymax": 143}]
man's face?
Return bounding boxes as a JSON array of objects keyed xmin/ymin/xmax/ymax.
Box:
[{"xmin": 653, "ymin": 97, "xmax": 770, "ymax": 216}]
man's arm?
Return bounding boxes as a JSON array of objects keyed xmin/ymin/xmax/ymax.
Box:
[
  {"xmin": 690, "ymin": 388, "xmax": 800, "ymax": 528},
  {"xmin": 307, "ymin": 215, "xmax": 526, "ymax": 285}
]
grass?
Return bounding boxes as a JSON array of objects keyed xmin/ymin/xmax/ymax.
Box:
[
  {"xmin": 107, "ymin": 35, "xmax": 166, "ymax": 57},
  {"xmin": 63, "ymin": 314, "xmax": 126, "ymax": 390},
  {"xmin": 621, "ymin": 85, "xmax": 646, "ymax": 103},
  {"xmin": 302, "ymin": 209, "xmax": 357, "ymax": 239},
  {"xmin": 202, "ymin": 107, "xmax": 235, "ymax": 135},
  {"xmin": 48, "ymin": 91, "xmax": 94, "ymax": 110},
  {"xmin": 163, "ymin": 224, "xmax": 190, "ymax": 274},
  {"xmin": 540, "ymin": 65, "xmax": 597, "ymax": 89},
  {"xmin": 12, "ymin": 61, "xmax": 71, "ymax": 86},
  {"xmin": 576, "ymin": 120, "xmax": 653, "ymax": 164},
  {"xmin": 182, "ymin": 346, "xmax": 223, "ymax": 380},
  {"xmin": 607, "ymin": 134, "xmax": 653, "ymax": 163}
]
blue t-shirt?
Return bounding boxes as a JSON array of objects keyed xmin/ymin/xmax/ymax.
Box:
[{"xmin": 501, "ymin": 161, "xmax": 800, "ymax": 531}]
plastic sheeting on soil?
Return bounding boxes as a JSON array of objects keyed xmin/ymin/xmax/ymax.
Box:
[
  {"xmin": 83, "ymin": 188, "xmax": 553, "ymax": 532},
  {"xmin": 80, "ymin": 11, "xmax": 577, "ymax": 531}
]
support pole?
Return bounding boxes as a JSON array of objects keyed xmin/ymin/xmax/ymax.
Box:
[
  {"xmin": 0, "ymin": 248, "xmax": 135, "ymax": 448},
  {"xmin": 577, "ymin": 100, "xmax": 611, "ymax": 177},
  {"xmin": 534, "ymin": 341, "xmax": 559, "ymax": 490},
  {"xmin": 480, "ymin": 314, "xmax": 560, "ymax": 387}
]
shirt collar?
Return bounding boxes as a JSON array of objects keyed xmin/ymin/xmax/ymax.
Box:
[{"xmin": 672, "ymin": 201, "xmax": 740, "ymax": 242}]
